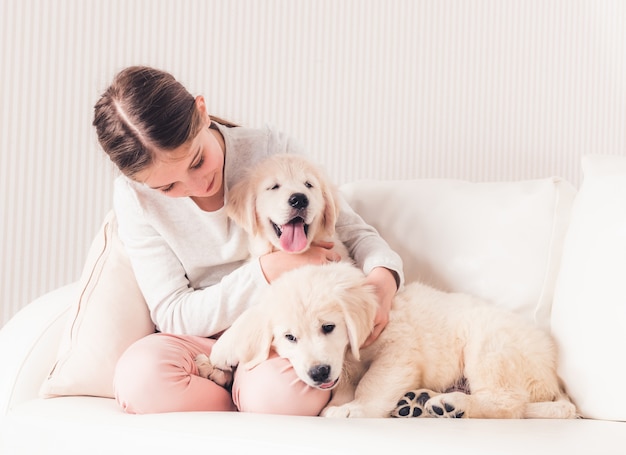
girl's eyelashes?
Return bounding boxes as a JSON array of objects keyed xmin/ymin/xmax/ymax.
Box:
[
  {"xmin": 191, "ymin": 156, "xmax": 204, "ymax": 170},
  {"xmin": 161, "ymin": 184, "xmax": 175, "ymax": 193}
]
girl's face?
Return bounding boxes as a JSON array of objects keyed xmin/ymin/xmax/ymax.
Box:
[{"xmin": 135, "ymin": 97, "xmax": 225, "ymax": 200}]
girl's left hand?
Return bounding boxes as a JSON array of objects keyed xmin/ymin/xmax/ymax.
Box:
[{"xmin": 362, "ymin": 267, "xmax": 399, "ymax": 348}]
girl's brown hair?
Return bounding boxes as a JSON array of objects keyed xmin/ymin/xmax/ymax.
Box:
[{"xmin": 93, "ymin": 66, "xmax": 235, "ymax": 178}]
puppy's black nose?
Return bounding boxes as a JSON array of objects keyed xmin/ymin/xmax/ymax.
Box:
[
  {"xmin": 289, "ymin": 193, "xmax": 309, "ymax": 209},
  {"xmin": 308, "ymin": 364, "xmax": 331, "ymax": 383}
]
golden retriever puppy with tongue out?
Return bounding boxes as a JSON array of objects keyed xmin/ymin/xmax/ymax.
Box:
[{"xmin": 225, "ymin": 153, "xmax": 350, "ymax": 260}]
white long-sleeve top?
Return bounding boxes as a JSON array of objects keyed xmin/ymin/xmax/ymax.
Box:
[{"xmin": 114, "ymin": 123, "xmax": 404, "ymax": 337}]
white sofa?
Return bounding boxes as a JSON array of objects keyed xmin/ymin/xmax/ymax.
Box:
[{"xmin": 2, "ymin": 155, "xmax": 626, "ymax": 455}]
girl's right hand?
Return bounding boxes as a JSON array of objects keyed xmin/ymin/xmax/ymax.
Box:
[{"xmin": 259, "ymin": 241, "xmax": 342, "ymax": 283}]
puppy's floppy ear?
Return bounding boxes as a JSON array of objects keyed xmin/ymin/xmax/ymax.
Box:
[
  {"xmin": 337, "ymin": 276, "xmax": 378, "ymax": 360},
  {"xmin": 210, "ymin": 303, "xmax": 273, "ymax": 371},
  {"xmin": 226, "ymin": 178, "xmax": 259, "ymax": 236},
  {"xmin": 316, "ymin": 167, "xmax": 340, "ymax": 238}
]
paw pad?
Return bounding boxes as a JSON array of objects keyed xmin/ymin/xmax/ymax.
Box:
[
  {"xmin": 426, "ymin": 396, "xmax": 466, "ymax": 418},
  {"xmin": 391, "ymin": 390, "xmax": 434, "ymax": 418}
]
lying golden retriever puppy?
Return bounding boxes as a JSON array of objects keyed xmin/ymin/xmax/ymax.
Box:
[{"xmin": 201, "ymin": 262, "xmax": 577, "ymax": 419}]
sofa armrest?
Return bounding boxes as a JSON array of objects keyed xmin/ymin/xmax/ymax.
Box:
[{"xmin": 0, "ymin": 283, "xmax": 77, "ymax": 415}]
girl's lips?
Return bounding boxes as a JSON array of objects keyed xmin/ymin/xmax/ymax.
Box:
[
  {"xmin": 202, "ymin": 174, "xmax": 216, "ymax": 195},
  {"xmin": 205, "ymin": 175, "xmax": 214, "ymax": 193}
]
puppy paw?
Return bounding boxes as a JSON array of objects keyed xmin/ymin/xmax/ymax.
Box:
[
  {"xmin": 321, "ymin": 403, "xmax": 368, "ymax": 418},
  {"xmin": 321, "ymin": 405, "xmax": 351, "ymax": 418},
  {"xmin": 391, "ymin": 389, "xmax": 438, "ymax": 418},
  {"xmin": 194, "ymin": 353, "xmax": 233, "ymax": 388},
  {"xmin": 425, "ymin": 392, "xmax": 468, "ymax": 418}
]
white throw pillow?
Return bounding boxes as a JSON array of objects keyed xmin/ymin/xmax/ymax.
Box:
[
  {"xmin": 341, "ymin": 177, "xmax": 576, "ymax": 329},
  {"xmin": 40, "ymin": 210, "xmax": 155, "ymax": 399},
  {"xmin": 551, "ymin": 155, "xmax": 626, "ymax": 421}
]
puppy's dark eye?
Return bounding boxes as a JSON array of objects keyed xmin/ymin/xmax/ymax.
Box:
[
  {"xmin": 321, "ymin": 324, "xmax": 335, "ymax": 334},
  {"xmin": 285, "ymin": 333, "xmax": 297, "ymax": 343},
  {"xmin": 304, "ymin": 181, "xmax": 313, "ymax": 188},
  {"xmin": 269, "ymin": 184, "xmax": 280, "ymax": 190}
]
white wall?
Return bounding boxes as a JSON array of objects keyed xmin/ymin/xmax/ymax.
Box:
[{"xmin": 2, "ymin": 0, "xmax": 625, "ymax": 327}]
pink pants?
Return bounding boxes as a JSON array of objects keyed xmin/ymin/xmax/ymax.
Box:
[{"xmin": 114, "ymin": 333, "xmax": 330, "ymax": 415}]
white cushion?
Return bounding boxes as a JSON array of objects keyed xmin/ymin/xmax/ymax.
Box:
[
  {"xmin": 341, "ymin": 177, "xmax": 576, "ymax": 328},
  {"xmin": 551, "ymin": 155, "xmax": 626, "ymax": 421},
  {"xmin": 40, "ymin": 211, "xmax": 155, "ymax": 398}
]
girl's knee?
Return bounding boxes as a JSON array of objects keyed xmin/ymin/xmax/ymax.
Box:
[
  {"xmin": 114, "ymin": 333, "xmax": 234, "ymax": 414},
  {"xmin": 233, "ymin": 356, "xmax": 330, "ymax": 416}
]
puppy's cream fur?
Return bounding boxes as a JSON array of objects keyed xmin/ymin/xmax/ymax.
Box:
[
  {"xmin": 204, "ymin": 263, "xmax": 377, "ymax": 389},
  {"xmin": 207, "ymin": 263, "xmax": 577, "ymax": 419},
  {"xmin": 226, "ymin": 153, "xmax": 348, "ymax": 258}
]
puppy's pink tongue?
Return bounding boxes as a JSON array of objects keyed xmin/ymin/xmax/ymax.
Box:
[{"xmin": 280, "ymin": 220, "xmax": 308, "ymax": 252}]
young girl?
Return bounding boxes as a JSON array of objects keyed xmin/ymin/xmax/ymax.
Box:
[{"xmin": 93, "ymin": 66, "xmax": 404, "ymax": 415}]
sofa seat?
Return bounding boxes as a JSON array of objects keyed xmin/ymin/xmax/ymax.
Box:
[{"xmin": 4, "ymin": 396, "xmax": 623, "ymax": 455}]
